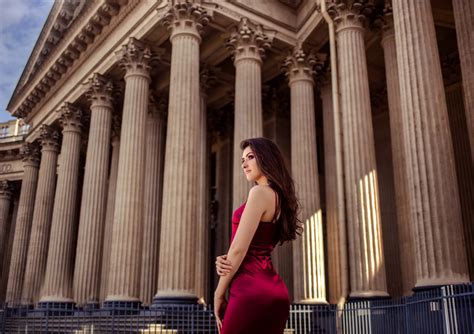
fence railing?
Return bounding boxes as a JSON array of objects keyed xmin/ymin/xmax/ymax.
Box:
[{"xmin": 1, "ymin": 283, "xmax": 472, "ymax": 333}]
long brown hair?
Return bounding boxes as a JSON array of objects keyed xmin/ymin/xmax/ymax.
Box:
[{"xmin": 240, "ymin": 137, "xmax": 302, "ymax": 244}]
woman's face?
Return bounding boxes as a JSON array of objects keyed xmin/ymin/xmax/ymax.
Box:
[{"xmin": 241, "ymin": 146, "xmax": 263, "ymax": 182}]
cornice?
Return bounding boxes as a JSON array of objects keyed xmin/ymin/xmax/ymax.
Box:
[{"xmin": 9, "ymin": 0, "xmax": 131, "ymax": 120}]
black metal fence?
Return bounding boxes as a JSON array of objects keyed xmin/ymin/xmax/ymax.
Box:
[{"xmin": 1, "ymin": 283, "xmax": 472, "ymax": 333}]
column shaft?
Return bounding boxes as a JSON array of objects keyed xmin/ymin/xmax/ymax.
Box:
[
  {"xmin": 156, "ymin": 23, "xmax": 202, "ymax": 300},
  {"xmin": 381, "ymin": 12, "xmax": 414, "ymax": 295},
  {"xmin": 284, "ymin": 48, "xmax": 326, "ymax": 303},
  {"xmin": 330, "ymin": 2, "xmax": 388, "ymax": 297},
  {"xmin": 0, "ymin": 182, "xmax": 12, "ymax": 265},
  {"xmin": 322, "ymin": 82, "xmax": 343, "ymax": 304},
  {"xmin": 140, "ymin": 102, "xmax": 166, "ymax": 305},
  {"xmin": 21, "ymin": 127, "xmax": 59, "ymax": 304},
  {"xmin": 40, "ymin": 105, "xmax": 83, "ymax": 303},
  {"xmin": 155, "ymin": 4, "xmax": 210, "ymax": 301},
  {"xmin": 100, "ymin": 135, "xmax": 120, "ymax": 302},
  {"xmin": 392, "ymin": 0, "xmax": 469, "ymax": 286},
  {"xmin": 452, "ymin": 0, "xmax": 474, "ymax": 159},
  {"xmin": 0, "ymin": 198, "xmax": 18, "ymax": 302},
  {"xmin": 73, "ymin": 74, "xmax": 113, "ymax": 306},
  {"xmin": 106, "ymin": 38, "xmax": 151, "ymax": 302}
]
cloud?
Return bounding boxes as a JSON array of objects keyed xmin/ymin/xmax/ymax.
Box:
[{"xmin": 0, "ymin": 0, "xmax": 53, "ymax": 122}]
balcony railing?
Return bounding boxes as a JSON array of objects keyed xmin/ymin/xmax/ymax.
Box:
[{"xmin": 1, "ymin": 283, "xmax": 472, "ymax": 333}]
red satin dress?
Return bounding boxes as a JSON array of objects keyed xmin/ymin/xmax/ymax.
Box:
[{"xmin": 221, "ymin": 200, "xmax": 290, "ymax": 334}]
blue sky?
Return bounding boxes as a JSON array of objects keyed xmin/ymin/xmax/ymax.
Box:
[{"xmin": 0, "ymin": 0, "xmax": 53, "ymax": 122}]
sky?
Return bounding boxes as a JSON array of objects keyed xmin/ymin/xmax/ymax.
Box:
[{"xmin": 0, "ymin": 0, "xmax": 54, "ymax": 122}]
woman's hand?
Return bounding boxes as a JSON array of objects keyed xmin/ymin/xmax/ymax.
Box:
[
  {"xmin": 214, "ymin": 292, "xmax": 227, "ymax": 333},
  {"xmin": 215, "ymin": 255, "xmax": 233, "ymax": 276}
]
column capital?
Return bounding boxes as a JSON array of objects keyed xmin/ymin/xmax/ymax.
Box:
[
  {"xmin": 116, "ymin": 38, "xmax": 157, "ymax": 80},
  {"xmin": 86, "ymin": 73, "xmax": 114, "ymax": 108},
  {"xmin": 0, "ymin": 180, "xmax": 13, "ymax": 199},
  {"xmin": 39, "ymin": 125, "xmax": 60, "ymax": 152},
  {"xmin": 162, "ymin": 2, "xmax": 211, "ymax": 43},
  {"xmin": 282, "ymin": 45, "xmax": 326, "ymax": 85},
  {"xmin": 111, "ymin": 113, "xmax": 122, "ymax": 142},
  {"xmin": 225, "ymin": 17, "xmax": 272, "ymax": 64},
  {"xmin": 381, "ymin": 3, "xmax": 394, "ymax": 44},
  {"xmin": 327, "ymin": 1, "xmax": 374, "ymax": 32},
  {"xmin": 58, "ymin": 103, "xmax": 83, "ymax": 133},
  {"xmin": 199, "ymin": 65, "xmax": 218, "ymax": 96},
  {"xmin": 20, "ymin": 142, "xmax": 41, "ymax": 167},
  {"xmin": 148, "ymin": 94, "xmax": 168, "ymax": 120}
]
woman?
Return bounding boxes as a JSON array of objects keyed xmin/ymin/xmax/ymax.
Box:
[{"xmin": 214, "ymin": 137, "xmax": 302, "ymax": 334}]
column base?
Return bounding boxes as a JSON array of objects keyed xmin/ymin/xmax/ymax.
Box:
[
  {"xmin": 101, "ymin": 300, "xmax": 141, "ymax": 315},
  {"xmin": 36, "ymin": 301, "xmax": 75, "ymax": 316},
  {"xmin": 151, "ymin": 295, "xmax": 199, "ymax": 307},
  {"xmin": 348, "ymin": 290, "xmax": 390, "ymax": 300},
  {"xmin": 414, "ymin": 276, "xmax": 469, "ymax": 290}
]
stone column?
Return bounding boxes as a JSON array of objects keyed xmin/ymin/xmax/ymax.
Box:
[
  {"xmin": 154, "ymin": 3, "xmax": 209, "ymax": 303},
  {"xmin": 381, "ymin": 6, "xmax": 414, "ymax": 295},
  {"xmin": 106, "ymin": 38, "xmax": 153, "ymax": 304},
  {"xmin": 0, "ymin": 181, "xmax": 13, "ymax": 266},
  {"xmin": 282, "ymin": 46, "xmax": 326, "ymax": 303},
  {"xmin": 73, "ymin": 74, "xmax": 114, "ymax": 307},
  {"xmin": 226, "ymin": 17, "xmax": 271, "ymax": 209},
  {"xmin": 445, "ymin": 84, "xmax": 474, "ymax": 278},
  {"xmin": 392, "ymin": 0, "xmax": 469, "ymax": 286},
  {"xmin": 0, "ymin": 198, "xmax": 18, "ymax": 302},
  {"xmin": 21, "ymin": 126, "xmax": 60, "ymax": 305},
  {"xmin": 40, "ymin": 104, "xmax": 83, "ymax": 304},
  {"xmin": 321, "ymin": 79, "xmax": 342, "ymax": 304},
  {"xmin": 328, "ymin": 1, "xmax": 388, "ymax": 297},
  {"xmin": 194, "ymin": 67, "xmax": 215, "ymax": 302},
  {"xmin": 452, "ymin": 0, "xmax": 474, "ymax": 159},
  {"xmin": 140, "ymin": 96, "xmax": 166, "ymax": 306},
  {"xmin": 99, "ymin": 116, "xmax": 121, "ymax": 302}
]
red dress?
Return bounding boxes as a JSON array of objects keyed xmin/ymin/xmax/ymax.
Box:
[{"xmin": 221, "ymin": 201, "xmax": 290, "ymax": 334}]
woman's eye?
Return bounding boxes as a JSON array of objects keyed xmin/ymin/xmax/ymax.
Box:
[{"xmin": 248, "ymin": 155, "xmax": 254, "ymax": 160}]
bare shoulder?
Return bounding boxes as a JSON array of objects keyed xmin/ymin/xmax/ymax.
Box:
[{"xmin": 248, "ymin": 185, "xmax": 274, "ymax": 202}]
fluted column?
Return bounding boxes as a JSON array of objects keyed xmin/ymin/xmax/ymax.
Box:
[
  {"xmin": 321, "ymin": 79, "xmax": 342, "ymax": 304},
  {"xmin": 328, "ymin": 2, "xmax": 388, "ymax": 297},
  {"xmin": 100, "ymin": 117, "xmax": 121, "ymax": 302},
  {"xmin": 40, "ymin": 104, "xmax": 83, "ymax": 304},
  {"xmin": 226, "ymin": 17, "xmax": 271, "ymax": 209},
  {"xmin": 392, "ymin": 0, "xmax": 469, "ymax": 286},
  {"xmin": 106, "ymin": 38, "xmax": 154, "ymax": 303},
  {"xmin": 452, "ymin": 0, "xmax": 474, "ymax": 159},
  {"xmin": 194, "ymin": 67, "xmax": 215, "ymax": 302},
  {"xmin": 21, "ymin": 127, "xmax": 60, "ymax": 305},
  {"xmin": 282, "ymin": 46, "xmax": 326, "ymax": 303},
  {"xmin": 0, "ymin": 198, "xmax": 18, "ymax": 302},
  {"xmin": 0, "ymin": 181, "xmax": 13, "ymax": 266},
  {"xmin": 73, "ymin": 74, "xmax": 114, "ymax": 307},
  {"xmin": 381, "ymin": 6, "xmax": 414, "ymax": 295},
  {"xmin": 155, "ymin": 3, "xmax": 209, "ymax": 302},
  {"xmin": 140, "ymin": 96, "xmax": 167, "ymax": 306}
]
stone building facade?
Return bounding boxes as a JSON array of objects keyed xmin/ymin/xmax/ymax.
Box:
[{"xmin": 0, "ymin": 0, "xmax": 472, "ymax": 309}]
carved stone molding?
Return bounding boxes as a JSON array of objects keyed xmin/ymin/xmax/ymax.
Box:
[
  {"xmin": 162, "ymin": 2, "xmax": 211, "ymax": 42},
  {"xmin": 0, "ymin": 180, "xmax": 13, "ymax": 199},
  {"xmin": 225, "ymin": 17, "xmax": 272, "ymax": 63},
  {"xmin": 58, "ymin": 103, "xmax": 83, "ymax": 132},
  {"xmin": 86, "ymin": 73, "xmax": 114, "ymax": 107},
  {"xmin": 148, "ymin": 93, "xmax": 168, "ymax": 120},
  {"xmin": 116, "ymin": 38, "xmax": 158, "ymax": 78},
  {"xmin": 327, "ymin": 0, "xmax": 374, "ymax": 31},
  {"xmin": 20, "ymin": 142, "xmax": 41, "ymax": 166},
  {"xmin": 39, "ymin": 125, "xmax": 61, "ymax": 152},
  {"xmin": 282, "ymin": 44, "xmax": 326, "ymax": 85}
]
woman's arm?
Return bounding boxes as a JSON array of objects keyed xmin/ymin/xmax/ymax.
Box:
[{"xmin": 214, "ymin": 186, "xmax": 267, "ymax": 297}]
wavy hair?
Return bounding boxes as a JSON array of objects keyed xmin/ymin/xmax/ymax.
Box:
[{"xmin": 240, "ymin": 137, "xmax": 302, "ymax": 244}]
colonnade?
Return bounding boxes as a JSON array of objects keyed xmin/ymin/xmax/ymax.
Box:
[{"xmin": 1, "ymin": 1, "xmax": 471, "ymax": 308}]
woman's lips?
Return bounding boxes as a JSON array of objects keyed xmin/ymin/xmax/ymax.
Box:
[{"xmin": 245, "ymin": 170, "xmax": 251, "ymax": 174}]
